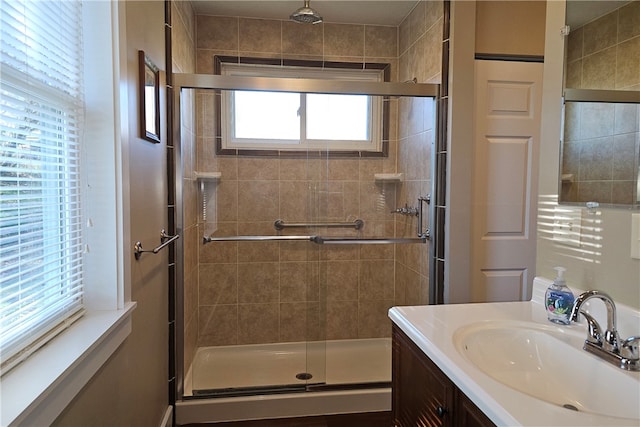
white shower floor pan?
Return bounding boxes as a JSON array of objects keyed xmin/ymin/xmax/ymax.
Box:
[
  {"xmin": 177, "ymin": 338, "xmax": 391, "ymax": 424},
  {"xmin": 185, "ymin": 338, "xmax": 392, "ymax": 394}
]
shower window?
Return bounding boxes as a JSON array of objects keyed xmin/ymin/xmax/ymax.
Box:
[{"xmin": 215, "ymin": 57, "xmax": 389, "ymax": 156}]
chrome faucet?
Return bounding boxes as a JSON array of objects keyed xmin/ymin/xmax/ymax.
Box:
[{"xmin": 570, "ymin": 290, "xmax": 640, "ymax": 371}]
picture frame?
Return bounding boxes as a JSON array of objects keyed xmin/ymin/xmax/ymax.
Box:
[{"xmin": 139, "ymin": 50, "xmax": 160, "ymax": 143}]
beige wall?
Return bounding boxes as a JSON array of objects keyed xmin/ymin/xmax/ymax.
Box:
[
  {"xmin": 53, "ymin": 1, "xmax": 170, "ymax": 425},
  {"xmin": 475, "ymin": 1, "xmax": 546, "ymax": 57},
  {"xmin": 447, "ymin": 0, "xmax": 546, "ymax": 303},
  {"xmin": 191, "ymin": 1, "xmax": 442, "ymax": 352}
]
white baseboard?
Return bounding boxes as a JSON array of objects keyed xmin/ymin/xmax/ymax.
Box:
[{"xmin": 160, "ymin": 405, "xmax": 173, "ymax": 427}]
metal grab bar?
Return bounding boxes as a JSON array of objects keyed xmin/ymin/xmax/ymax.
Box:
[
  {"xmin": 134, "ymin": 230, "xmax": 180, "ymax": 260},
  {"xmin": 274, "ymin": 219, "xmax": 364, "ymax": 230},
  {"xmin": 202, "ymin": 235, "xmax": 427, "ymax": 245}
]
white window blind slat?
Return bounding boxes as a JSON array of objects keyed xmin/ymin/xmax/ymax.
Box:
[
  {"xmin": 1, "ymin": 274, "xmax": 83, "ymax": 311},
  {"xmin": 0, "ymin": 105, "xmax": 82, "ymax": 135},
  {"xmin": 1, "ymin": 65, "xmax": 82, "ymax": 107},
  {"xmin": 0, "ymin": 0, "xmax": 85, "ymax": 375},
  {"xmin": 0, "ymin": 234, "xmax": 84, "ymax": 274},
  {"xmin": 0, "ymin": 241, "xmax": 84, "ymax": 295},
  {"xmin": 1, "ymin": 1, "xmax": 83, "ymax": 95},
  {"xmin": 0, "ymin": 40, "xmax": 82, "ymax": 88}
]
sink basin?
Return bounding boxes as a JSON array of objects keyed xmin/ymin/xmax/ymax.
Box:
[{"xmin": 453, "ymin": 322, "xmax": 640, "ymax": 420}]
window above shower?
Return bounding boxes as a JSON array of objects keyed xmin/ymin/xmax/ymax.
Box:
[{"xmin": 214, "ymin": 56, "xmax": 390, "ymax": 157}]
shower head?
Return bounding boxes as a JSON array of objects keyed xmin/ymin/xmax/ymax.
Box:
[{"xmin": 290, "ymin": 0, "xmax": 323, "ymax": 24}]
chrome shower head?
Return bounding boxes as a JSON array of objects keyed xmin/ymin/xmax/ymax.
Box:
[{"xmin": 290, "ymin": 0, "xmax": 323, "ymax": 24}]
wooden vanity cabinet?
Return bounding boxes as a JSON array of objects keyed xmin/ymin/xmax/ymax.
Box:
[{"xmin": 392, "ymin": 325, "xmax": 495, "ymax": 427}]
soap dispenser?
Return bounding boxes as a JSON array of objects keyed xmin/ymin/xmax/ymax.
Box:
[{"xmin": 545, "ymin": 267, "xmax": 574, "ymax": 325}]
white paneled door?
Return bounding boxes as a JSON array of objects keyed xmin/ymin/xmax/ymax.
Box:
[{"xmin": 472, "ymin": 60, "xmax": 543, "ymax": 302}]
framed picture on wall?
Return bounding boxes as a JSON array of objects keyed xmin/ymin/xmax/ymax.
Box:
[{"xmin": 139, "ymin": 50, "xmax": 160, "ymax": 143}]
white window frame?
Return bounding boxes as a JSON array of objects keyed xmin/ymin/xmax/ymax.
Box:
[
  {"xmin": 0, "ymin": 2, "xmax": 134, "ymax": 425},
  {"xmin": 220, "ymin": 63, "xmax": 385, "ymax": 153}
]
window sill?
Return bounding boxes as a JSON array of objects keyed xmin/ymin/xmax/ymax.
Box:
[{"xmin": 1, "ymin": 302, "xmax": 137, "ymax": 426}]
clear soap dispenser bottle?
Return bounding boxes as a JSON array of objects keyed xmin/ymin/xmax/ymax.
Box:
[{"xmin": 545, "ymin": 267, "xmax": 574, "ymax": 325}]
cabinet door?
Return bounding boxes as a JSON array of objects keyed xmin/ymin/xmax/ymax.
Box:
[
  {"xmin": 393, "ymin": 326, "xmax": 455, "ymax": 426},
  {"xmin": 455, "ymin": 389, "xmax": 495, "ymax": 427}
]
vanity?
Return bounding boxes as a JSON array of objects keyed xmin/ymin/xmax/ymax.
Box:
[
  {"xmin": 389, "ymin": 277, "xmax": 640, "ymax": 426},
  {"xmin": 392, "ymin": 325, "xmax": 495, "ymax": 427}
]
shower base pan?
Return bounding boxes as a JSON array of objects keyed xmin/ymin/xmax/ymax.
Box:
[{"xmin": 177, "ymin": 338, "xmax": 391, "ymax": 424}]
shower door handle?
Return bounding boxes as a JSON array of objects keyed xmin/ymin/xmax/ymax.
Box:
[{"xmin": 417, "ymin": 195, "xmax": 431, "ymax": 241}]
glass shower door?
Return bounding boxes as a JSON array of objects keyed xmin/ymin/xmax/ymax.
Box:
[
  {"xmin": 180, "ymin": 85, "xmax": 328, "ymax": 397},
  {"xmin": 177, "ymin": 76, "xmax": 438, "ymax": 399}
]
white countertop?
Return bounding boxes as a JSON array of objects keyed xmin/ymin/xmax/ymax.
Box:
[{"xmin": 388, "ymin": 277, "xmax": 640, "ymax": 426}]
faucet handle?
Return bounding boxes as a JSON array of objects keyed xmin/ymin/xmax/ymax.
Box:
[
  {"xmin": 621, "ymin": 336, "xmax": 640, "ymax": 360},
  {"xmin": 579, "ymin": 310, "xmax": 603, "ymax": 345}
]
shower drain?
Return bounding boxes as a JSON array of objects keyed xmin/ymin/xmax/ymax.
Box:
[
  {"xmin": 562, "ymin": 404, "xmax": 579, "ymax": 412},
  {"xmin": 296, "ymin": 372, "xmax": 313, "ymax": 380}
]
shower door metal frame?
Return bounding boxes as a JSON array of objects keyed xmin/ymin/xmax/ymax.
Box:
[
  {"xmin": 173, "ymin": 73, "xmax": 440, "ymax": 97},
  {"xmin": 172, "ymin": 72, "xmax": 439, "ymax": 401}
]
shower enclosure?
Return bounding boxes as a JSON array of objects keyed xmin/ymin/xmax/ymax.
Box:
[{"xmin": 173, "ymin": 72, "xmax": 438, "ymax": 422}]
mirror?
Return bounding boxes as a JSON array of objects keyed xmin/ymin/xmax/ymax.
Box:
[
  {"xmin": 139, "ymin": 50, "xmax": 160, "ymax": 143},
  {"xmin": 559, "ymin": 1, "xmax": 639, "ymax": 207}
]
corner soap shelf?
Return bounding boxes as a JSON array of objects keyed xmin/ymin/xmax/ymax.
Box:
[
  {"xmin": 195, "ymin": 172, "xmax": 221, "ymax": 182},
  {"xmin": 374, "ymin": 173, "xmax": 403, "ymax": 183},
  {"xmin": 561, "ymin": 173, "xmax": 574, "ymax": 183}
]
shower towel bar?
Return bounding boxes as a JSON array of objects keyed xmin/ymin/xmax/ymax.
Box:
[
  {"xmin": 312, "ymin": 236, "xmax": 427, "ymax": 245},
  {"xmin": 202, "ymin": 235, "xmax": 427, "ymax": 245},
  {"xmin": 203, "ymin": 235, "xmax": 315, "ymax": 243},
  {"xmin": 134, "ymin": 230, "xmax": 180, "ymax": 260},
  {"xmin": 274, "ymin": 219, "xmax": 364, "ymax": 230}
]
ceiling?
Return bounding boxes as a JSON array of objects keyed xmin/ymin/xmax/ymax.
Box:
[
  {"xmin": 191, "ymin": 1, "xmax": 419, "ymax": 26},
  {"xmin": 191, "ymin": 1, "xmax": 633, "ymax": 29}
]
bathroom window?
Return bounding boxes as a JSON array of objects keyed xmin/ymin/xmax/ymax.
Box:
[
  {"xmin": 1, "ymin": 2, "xmax": 132, "ymax": 424},
  {"xmin": 0, "ymin": 0, "xmax": 85, "ymax": 374},
  {"xmin": 216, "ymin": 57, "xmax": 389, "ymax": 156}
]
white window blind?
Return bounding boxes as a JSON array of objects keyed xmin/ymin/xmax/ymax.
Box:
[{"xmin": 0, "ymin": 0, "xmax": 85, "ymax": 374}]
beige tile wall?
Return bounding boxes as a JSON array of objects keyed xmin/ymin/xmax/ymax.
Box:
[
  {"xmin": 562, "ymin": 2, "xmax": 640, "ymax": 205},
  {"xmin": 193, "ymin": 1, "xmax": 442, "ymax": 349},
  {"xmin": 566, "ymin": 1, "xmax": 640, "ymax": 90},
  {"xmin": 171, "ymin": 1, "xmax": 198, "ymax": 374},
  {"xmin": 561, "ymin": 102, "xmax": 639, "ymax": 204},
  {"xmin": 395, "ymin": 1, "xmax": 442, "ymax": 306}
]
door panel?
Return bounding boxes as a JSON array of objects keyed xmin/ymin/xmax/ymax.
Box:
[
  {"xmin": 472, "ymin": 60, "xmax": 543, "ymax": 302},
  {"xmin": 484, "ymin": 137, "xmax": 530, "ymax": 234},
  {"xmin": 479, "ymin": 269, "xmax": 526, "ymax": 302}
]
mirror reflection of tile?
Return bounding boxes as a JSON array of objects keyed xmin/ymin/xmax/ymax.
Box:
[{"xmin": 561, "ymin": 1, "xmax": 640, "ymax": 206}]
